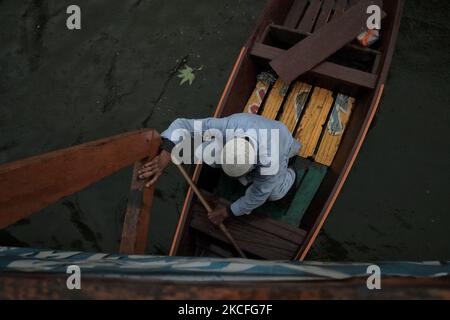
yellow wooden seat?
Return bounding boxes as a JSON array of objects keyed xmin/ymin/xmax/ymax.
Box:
[
  {"xmin": 246, "ymin": 74, "xmax": 355, "ymax": 167},
  {"xmin": 315, "ymin": 94, "xmax": 355, "ymax": 166},
  {"xmin": 243, "ymin": 72, "xmax": 276, "ymax": 114},
  {"xmin": 279, "ymin": 82, "xmax": 312, "ymax": 133},
  {"xmin": 261, "ymin": 79, "xmax": 289, "ymax": 120},
  {"xmin": 295, "ymin": 87, "xmax": 334, "ymax": 158}
]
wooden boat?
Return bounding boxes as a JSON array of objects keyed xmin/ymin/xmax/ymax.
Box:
[{"xmin": 169, "ymin": 0, "xmax": 405, "ymax": 260}]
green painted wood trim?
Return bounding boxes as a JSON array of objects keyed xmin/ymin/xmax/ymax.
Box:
[
  {"xmin": 262, "ymin": 168, "xmax": 307, "ymax": 220},
  {"xmin": 281, "ymin": 165, "xmax": 327, "ymax": 227}
]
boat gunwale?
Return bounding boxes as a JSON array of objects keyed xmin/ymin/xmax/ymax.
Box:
[
  {"xmin": 168, "ymin": 47, "xmax": 249, "ymax": 256},
  {"xmin": 295, "ymin": 0, "xmax": 405, "ymax": 260}
]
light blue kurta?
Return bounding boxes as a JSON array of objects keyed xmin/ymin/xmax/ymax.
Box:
[{"xmin": 161, "ymin": 113, "xmax": 300, "ymax": 216}]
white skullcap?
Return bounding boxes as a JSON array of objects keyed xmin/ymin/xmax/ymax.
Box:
[{"xmin": 221, "ymin": 137, "xmax": 256, "ymax": 178}]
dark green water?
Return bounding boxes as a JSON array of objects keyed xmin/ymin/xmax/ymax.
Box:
[{"xmin": 0, "ymin": 0, "xmax": 449, "ymax": 261}]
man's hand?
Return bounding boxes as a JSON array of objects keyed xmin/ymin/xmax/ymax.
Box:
[
  {"xmin": 138, "ymin": 150, "xmax": 172, "ymax": 187},
  {"xmin": 208, "ymin": 206, "xmax": 230, "ymax": 226}
]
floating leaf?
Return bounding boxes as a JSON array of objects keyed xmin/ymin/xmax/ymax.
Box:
[
  {"xmin": 177, "ymin": 65, "xmax": 195, "ymax": 86},
  {"xmin": 177, "ymin": 64, "xmax": 204, "ymax": 86}
]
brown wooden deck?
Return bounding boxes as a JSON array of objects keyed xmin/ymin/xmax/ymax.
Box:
[{"xmin": 190, "ymin": 194, "xmax": 307, "ymax": 260}]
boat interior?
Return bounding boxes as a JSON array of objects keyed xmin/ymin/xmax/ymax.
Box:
[{"xmin": 174, "ymin": 0, "xmax": 403, "ymax": 260}]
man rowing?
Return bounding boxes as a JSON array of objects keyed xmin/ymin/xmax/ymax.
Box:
[{"xmin": 138, "ymin": 113, "xmax": 300, "ymax": 226}]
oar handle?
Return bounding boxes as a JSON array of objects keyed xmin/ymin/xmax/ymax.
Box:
[{"xmin": 176, "ymin": 164, "xmax": 247, "ymax": 258}]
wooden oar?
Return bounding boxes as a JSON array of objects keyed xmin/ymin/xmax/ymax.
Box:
[{"xmin": 176, "ymin": 164, "xmax": 247, "ymax": 258}]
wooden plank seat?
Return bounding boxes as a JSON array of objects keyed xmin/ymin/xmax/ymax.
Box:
[
  {"xmin": 287, "ymin": 86, "xmax": 354, "ymax": 162},
  {"xmin": 278, "ymin": 82, "xmax": 312, "ymax": 132},
  {"xmin": 261, "ymin": 79, "xmax": 289, "ymax": 120},
  {"xmin": 295, "ymin": 87, "xmax": 335, "ymax": 158},
  {"xmin": 243, "ymin": 73, "xmax": 355, "ymax": 167},
  {"xmin": 315, "ymin": 94, "xmax": 355, "ymax": 165},
  {"xmin": 243, "ymin": 72, "xmax": 276, "ymax": 114},
  {"xmin": 189, "ymin": 193, "xmax": 307, "ymax": 260}
]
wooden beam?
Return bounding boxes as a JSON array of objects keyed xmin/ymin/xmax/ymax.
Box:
[
  {"xmin": 311, "ymin": 60, "xmax": 377, "ymax": 88},
  {"xmin": 270, "ymin": 0, "xmax": 383, "ymax": 82},
  {"xmin": 119, "ymin": 136, "xmax": 159, "ymax": 255},
  {"xmin": 251, "ymin": 43, "xmax": 377, "ymax": 88},
  {"xmin": 0, "ymin": 130, "xmax": 160, "ymax": 230},
  {"xmin": 251, "ymin": 42, "xmax": 285, "ymax": 60}
]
